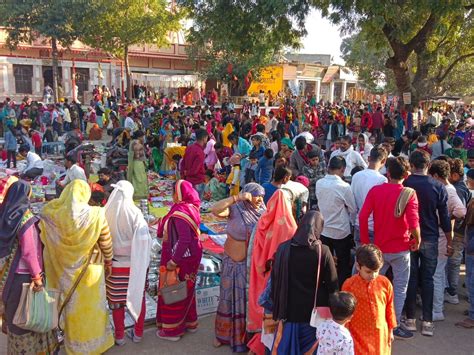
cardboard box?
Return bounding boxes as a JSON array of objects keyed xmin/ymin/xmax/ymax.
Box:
[{"xmin": 195, "ymin": 286, "xmax": 220, "ymax": 316}]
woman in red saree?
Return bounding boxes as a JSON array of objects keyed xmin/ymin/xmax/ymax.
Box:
[{"xmin": 156, "ymin": 180, "xmax": 203, "ymax": 341}]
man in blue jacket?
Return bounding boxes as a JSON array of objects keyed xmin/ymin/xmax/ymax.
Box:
[{"xmin": 402, "ymin": 150, "xmax": 452, "ymax": 337}]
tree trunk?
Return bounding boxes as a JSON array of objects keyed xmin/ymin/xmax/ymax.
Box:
[
  {"xmin": 124, "ymin": 46, "xmax": 132, "ymax": 100},
  {"xmin": 51, "ymin": 37, "xmax": 59, "ymax": 104},
  {"xmin": 386, "ymin": 57, "xmax": 416, "ymax": 110}
]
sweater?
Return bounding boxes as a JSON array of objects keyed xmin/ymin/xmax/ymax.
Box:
[
  {"xmin": 255, "ymin": 157, "xmax": 273, "ymax": 185},
  {"xmin": 5, "ymin": 130, "xmax": 17, "ymax": 151},
  {"xmin": 403, "ymin": 174, "xmax": 451, "ymax": 242},
  {"xmin": 359, "ymin": 183, "xmax": 419, "ymax": 253}
]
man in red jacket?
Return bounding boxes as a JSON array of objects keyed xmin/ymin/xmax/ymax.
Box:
[{"xmin": 180, "ymin": 128, "xmax": 209, "ymax": 196}]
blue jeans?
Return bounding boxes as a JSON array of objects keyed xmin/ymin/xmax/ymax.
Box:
[
  {"xmin": 381, "ymin": 251, "xmax": 410, "ymax": 324},
  {"xmin": 446, "ymin": 236, "xmax": 464, "ymax": 296},
  {"xmin": 404, "ymin": 241, "xmax": 438, "ymax": 322},
  {"xmin": 466, "ymin": 255, "xmax": 474, "ymax": 320},
  {"xmin": 433, "ymin": 256, "xmax": 448, "ymax": 315}
]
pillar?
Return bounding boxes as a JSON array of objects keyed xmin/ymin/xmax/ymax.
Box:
[
  {"xmin": 315, "ymin": 80, "xmax": 321, "ymax": 103},
  {"xmin": 329, "ymin": 81, "xmax": 335, "ymax": 103},
  {"xmin": 341, "ymin": 81, "xmax": 347, "ymax": 101},
  {"xmin": 33, "ymin": 65, "xmax": 42, "ymax": 97},
  {"xmin": 62, "ymin": 66, "xmax": 70, "ymax": 98}
]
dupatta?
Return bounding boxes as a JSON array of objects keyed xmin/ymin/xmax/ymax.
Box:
[
  {"xmin": 105, "ymin": 180, "xmax": 151, "ymax": 321},
  {"xmin": 39, "ymin": 180, "xmax": 105, "ymax": 296}
]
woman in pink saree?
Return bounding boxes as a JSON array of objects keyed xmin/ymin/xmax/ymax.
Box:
[{"xmin": 156, "ymin": 180, "xmax": 203, "ymax": 341}]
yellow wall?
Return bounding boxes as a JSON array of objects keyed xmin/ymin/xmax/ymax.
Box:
[{"xmin": 247, "ymin": 65, "xmax": 283, "ymax": 96}]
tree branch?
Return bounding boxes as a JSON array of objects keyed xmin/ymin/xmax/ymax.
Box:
[
  {"xmin": 406, "ymin": 12, "xmax": 437, "ymax": 53},
  {"xmin": 436, "ymin": 52, "xmax": 474, "ymax": 83}
]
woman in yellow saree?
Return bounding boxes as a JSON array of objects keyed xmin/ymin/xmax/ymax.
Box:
[{"xmin": 39, "ymin": 179, "xmax": 114, "ymax": 354}]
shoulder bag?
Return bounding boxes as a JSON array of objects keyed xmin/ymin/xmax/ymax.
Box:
[
  {"xmin": 53, "ymin": 246, "xmax": 95, "ymax": 345},
  {"xmin": 309, "ymin": 242, "xmax": 332, "ymax": 328}
]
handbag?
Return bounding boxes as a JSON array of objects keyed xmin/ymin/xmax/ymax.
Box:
[
  {"xmin": 13, "ymin": 282, "xmax": 60, "ymax": 333},
  {"xmin": 309, "ymin": 242, "xmax": 332, "ymax": 328},
  {"xmin": 159, "ymin": 268, "xmax": 188, "ymax": 305}
]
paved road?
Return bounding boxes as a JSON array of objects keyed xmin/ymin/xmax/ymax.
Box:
[
  {"xmin": 105, "ymin": 297, "xmax": 474, "ymax": 355},
  {"xmin": 0, "ymin": 285, "xmax": 471, "ymax": 355}
]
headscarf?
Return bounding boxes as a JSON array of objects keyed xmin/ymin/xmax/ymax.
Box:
[
  {"xmin": 236, "ymin": 182, "xmax": 265, "ymax": 231},
  {"xmin": 271, "ymin": 211, "xmax": 324, "ymax": 321},
  {"xmin": 281, "ymin": 137, "xmax": 295, "ymax": 150},
  {"xmin": 105, "ymin": 180, "xmax": 151, "ymax": 321},
  {"xmin": 0, "ymin": 175, "xmax": 18, "ymax": 205},
  {"xmin": 0, "ymin": 180, "xmax": 32, "ymax": 258},
  {"xmin": 157, "ymin": 180, "xmax": 201, "ymax": 238},
  {"xmin": 222, "ymin": 122, "xmax": 234, "ymax": 148},
  {"xmin": 40, "ymin": 180, "xmax": 106, "ymax": 295}
]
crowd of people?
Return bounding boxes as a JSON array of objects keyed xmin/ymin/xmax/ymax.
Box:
[{"xmin": 0, "ymin": 89, "xmax": 473, "ymax": 354}]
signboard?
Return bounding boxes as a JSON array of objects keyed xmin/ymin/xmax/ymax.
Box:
[
  {"xmin": 247, "ymin": 66, "xmax": 283, "ymax": 96},
  {"xmin": 403, "ymin": 92, "xmax": 412, "ymax": 105},
  {"xmin": 196, "ymin": 286, "xmax": 220, "ymax": 316}
]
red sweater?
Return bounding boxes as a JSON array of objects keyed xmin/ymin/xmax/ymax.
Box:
[
  {"xmin": 180, "ymin": 142, "xmax": 205, "ymax": 186},
  {"xmin": 359, "ymin": 183, "xmax": 419, "ymax": 253}
]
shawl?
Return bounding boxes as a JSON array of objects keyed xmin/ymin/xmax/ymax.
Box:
[
  {"xmin": 0, "ymin": 181, "xmax": 32, "ymax": 258},
  {"xmin": 271, "ymin": 211, "xmax": 324, "ymax": 321},
  {"xmin": 222, "ymin": 122, "xmax": 234, "ymax": 148},
  {"xmin": 157, "ymin": 180, "xmax": 201, "ymax": 239},
  {"xmin": 39, "ymin": 180, "xmax": 106, "ymax": 296},
  {"xmin": 247, "ymin": 189, "xmax": 297, "ymax": 331},
  {"xmin": 104, "ymin": 181, "xmax": 151, "ymax": 321},
  {"xmin": 356, "ymin": 133, "xmax": 373, "ymax": 161}
]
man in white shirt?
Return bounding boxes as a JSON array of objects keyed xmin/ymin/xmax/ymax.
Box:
[
  {"xmin": 316, "ymin": 156, "xmax": 357, "ymax": 285},
  {"xmin": 59, "ymin": 155, "xmax": 87, "ymax": 187},
  {"xmin": 19, "ymin": 145, "xmax": 44, "ymax": 179},
  {"xmin": 124, "ymin": 113, "xmax": 137, "ymax": 132},
  {"xmin": 281, "ymin": 179, "xmax": 310, "ymax": 219},
  {"xmin": 351, "ymin": 146, "xmax": 388, "ymax": 249},
  {"xmin": 330, "ymin": 135, "xmax": 367, "ymax": 181}
]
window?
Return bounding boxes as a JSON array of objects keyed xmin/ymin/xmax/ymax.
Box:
[{"xmin": 13, "ymin": 65, "xmax": 33, "ymax": 94}]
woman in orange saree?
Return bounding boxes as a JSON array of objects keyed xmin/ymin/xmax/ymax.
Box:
[{"xmin": 247, "ymin": 189, "xmax": 297, "ymax": 352}]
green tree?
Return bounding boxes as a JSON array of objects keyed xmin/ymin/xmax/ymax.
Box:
[
  {"xmin": 180, "ymin": 0, "xmax": 307, "ymax": 92},
  {"xmin": 316, "ymin": 0, "xmax": 474, "ymax": 106},
  {"xmin": 80, "ymin": 0, "xmax": 183, "ymax": 99},
  {"xmin": 0, "ymin": 0, "xmax": 87, "ymax": 102}
]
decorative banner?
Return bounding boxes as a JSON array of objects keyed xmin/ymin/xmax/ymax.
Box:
[
  {"xmin": 403, "ymin": 92, "xmax": 411, "ymax": 105},
  {"xmin": 247, "ymin": 65, "xmax": 283, "ymax": 96}
]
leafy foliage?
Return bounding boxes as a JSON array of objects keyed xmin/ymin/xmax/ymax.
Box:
[
  {"xmin": 315, "ymin": 0, "xmax": 474, "ymax": 103},
  {"xmin": 179, "ymin": 0, "xmax": 308, "ymax": 85}
]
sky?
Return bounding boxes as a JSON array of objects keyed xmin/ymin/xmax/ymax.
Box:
[{"xmin": 299, "ymin": 9, "xmax": 345, "ymax": 64}]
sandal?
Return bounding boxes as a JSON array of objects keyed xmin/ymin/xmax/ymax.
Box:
[
  {"xmin": 213, "ymin": 339, "xmax": 222, "ymax": 348},
  {"xmin": 455, "ymin": 318, "xmax": 474, "ymax": 329}
]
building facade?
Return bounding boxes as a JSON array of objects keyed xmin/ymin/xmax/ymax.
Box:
[{"xmin": 0, "ymin": 30, "xmax": 202, "ymax": 102}]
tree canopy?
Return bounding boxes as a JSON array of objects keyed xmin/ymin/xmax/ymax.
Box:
[
  {"xmin": 317, "ymin": 0, "xmax": 474, "ymax": 104},
  {"xmin": 79, "ymin": 0, "xmax": 183, "ymax": 97},
  {"xmin": 179, "ymin": 0, "xmax": 308, "ymax": 90}
]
